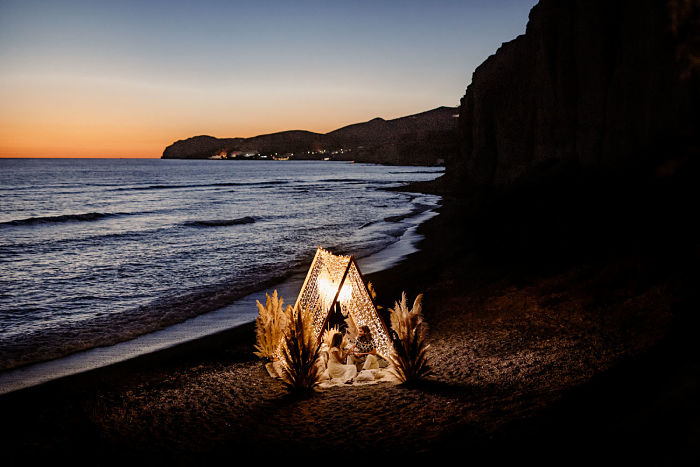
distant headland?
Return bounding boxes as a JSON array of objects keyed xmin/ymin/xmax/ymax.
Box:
[{"xmin": 161, "ymin": 106, "xmax": 458, "ymax": 165}]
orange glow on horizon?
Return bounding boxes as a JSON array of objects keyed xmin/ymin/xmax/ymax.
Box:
[
  {"xmin": 1, "ymin": 71, "xmax": 451, "ymax": 158},
  {"xmin": 0, "ymin": 0, "xmax": 539, "ymax": 159},
  {"xmin": 0, "ymin": 106, "xmax": 436, "ymax": 158},
  {"xmin": 0, "ymin": 69, "xmax": 453, "ymax": 158}
]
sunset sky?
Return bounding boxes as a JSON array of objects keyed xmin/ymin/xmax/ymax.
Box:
[{"xmin": 0, "ymin": 0, "xmax": 537, "ymax": 158}]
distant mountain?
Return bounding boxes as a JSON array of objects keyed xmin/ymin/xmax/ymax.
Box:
[
  {"xmin": 328, "ymin": 106, "xmax": 459, "ymax": 144},
  {"xmin": 161, "ymin": 106, "xmax": 459, "ymax": 165}
]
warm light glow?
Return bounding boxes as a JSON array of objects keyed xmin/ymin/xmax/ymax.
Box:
[
  {"xmin": 297, "ymin": 247, "xmax": 392, "ymax": 357},
  {"xmin": 0, "ymin": 73, "xmax": 442, "ymax": 158},
  {"xmin": 317, "ymin": 270, "xmax": 352, "ymax": 307},
  {"xmin": 317, "ymin": 272, "xmax": 335, "ymax": 307},
  {"xmin": 338, "ymin": 282, "xmax": 352, "ymax": 304}
]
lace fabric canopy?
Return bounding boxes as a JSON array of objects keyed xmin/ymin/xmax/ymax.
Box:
[{"xmin": 295, "ymin": 246, "xmax": 392, "ymax": 357}]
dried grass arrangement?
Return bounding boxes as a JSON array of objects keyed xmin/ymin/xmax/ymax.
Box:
[
  {"xmin": 322, "ymin": 325, "xmax": 351, "ymax": 350},
  {"xmin": 279, "ymin": 304, "xmax": 322, "ymax": 392},
  {"xmin": 321, "ymin": 325, "xmax": 341, "ymax": 349},
  {"xmin": 387, "ymin": 292, "xmax": 432, "ymax": 384},
  {"xmin": 253, "ymin": 290, "xmax": 287, "ymax": 361},
  {"xmin": 343, "ymin": 316, "xmax": 358, "ymax": 340}
]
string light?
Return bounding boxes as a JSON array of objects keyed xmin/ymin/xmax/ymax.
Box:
[{"xmin": 294, "ymin": 246, "xmax": 392, "ymax": 358}]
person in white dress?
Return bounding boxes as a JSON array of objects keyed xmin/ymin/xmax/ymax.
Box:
[{"xmin": 327, "ymin": 332, "xmax": 357, "ymax": 384}]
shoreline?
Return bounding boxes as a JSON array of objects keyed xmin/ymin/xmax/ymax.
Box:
[
  {"xmin": 0, "ymin": 191, "xmax": 439, "ymax": 396},
  {"xmin": 0, "ymin": 194, "xmax": 695, "ymax": 463},
  {"xmin": 0, "ymin": 199, "xmax": 447, "ymax": 428}
]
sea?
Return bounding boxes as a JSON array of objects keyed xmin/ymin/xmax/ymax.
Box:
[{"xmin": 0, "ymin": 158, "xmax": 442, "ymax": 392}]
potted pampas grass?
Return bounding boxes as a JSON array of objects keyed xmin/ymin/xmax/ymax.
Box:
[
  {"xmin": 322, "ymin": 325, "xmax": 343, "ymax": 349},
  {"xmin": 279, "ymin": 304, "xmax": 322, "ymax": 392},
  {"xmin": 387, "ymin": 292, "xmax": 432, "ymax": 384},
  {"xmin": 253, "ymin": 290, "xmax": 287, "ymax": 361}
]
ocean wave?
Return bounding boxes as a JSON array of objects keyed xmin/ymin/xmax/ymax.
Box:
[
  {"xmin": 228, "ymin": 180, "xmax": 289, "ymax": 186},
  {"xmin": 184, "ymin": 216, "xmax": 256, "ymax": 227},
  {"xmin": 388, "ymin": 170, "xmax": 445, "ymax": 175},
  {"xmin": 0, "ymin": 212, "xmax": 125, "ymax": 227},
  {"xmin": 113, "ymin": 180, "xmax": 289, "ymax": 191},
  {"xmin": 0, "ymin": 260, "xmax": 303, "ymax": 372},
  {"xmin": 316, "ymin": 178, "xmax": 366, "ymax": 183},
  {"xmin": 384, "ymin": 203, "xmax": 435, "ymax": 223},
  {"xmin": 0, "ymin": 225, "xmax": 173, "ymax": 253}
]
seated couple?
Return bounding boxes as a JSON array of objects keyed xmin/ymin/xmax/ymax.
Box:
[{"xmin": 327, "ymin": 325, "xmax": 384, "ymax": 384}]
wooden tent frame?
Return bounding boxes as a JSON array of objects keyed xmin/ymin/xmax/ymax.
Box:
[{"xmin": 294, "ymin": 246, "xmax": 392, "ymax": 357}]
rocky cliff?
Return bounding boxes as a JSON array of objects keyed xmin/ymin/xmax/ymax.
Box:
[
  {"xmin": 453, "ymin": 0, "xmax": 699, "ymax": 190},
  {"xmin": 430, "ymin": 0, "xmax": 700, "ymax": 280}
]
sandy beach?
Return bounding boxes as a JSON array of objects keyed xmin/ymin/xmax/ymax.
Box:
[{"xmin": 0, "ymin": 192, "xmax": 696, "ymax": 465}]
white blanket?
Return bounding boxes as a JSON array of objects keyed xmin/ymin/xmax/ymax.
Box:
[
  {"xmin": 265, "ymin": 358, "xmax": 397, "ymax": 388},
  {"xmin": 317, "ymin": 368, "xmax": 396, "ymax": 388}
]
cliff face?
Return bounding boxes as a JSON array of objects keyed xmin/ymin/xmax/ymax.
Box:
[
  {"xmin": 439, "ymin": 0, "xmax": 700, "ymax": 277},
  {"xmin": 455, "ymin": 0, "xmax": 699, "ymax": 189}
]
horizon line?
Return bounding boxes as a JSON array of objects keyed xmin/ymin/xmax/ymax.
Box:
[
  {"xmin": 1, "ymin": 104, "xmax": 459, "ymax": 159},
  {"xmin": 0, "ymin": 155, "xmax": 161, "ymax": 159}
]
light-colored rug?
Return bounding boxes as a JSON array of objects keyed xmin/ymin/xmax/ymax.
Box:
[
  {"xmin": 318, "ymin": 368, "xmax": 397, "ymax": 388},
  {"xmin": 265, "ymin": 361, "xmax": 397, "ymax": 387}
]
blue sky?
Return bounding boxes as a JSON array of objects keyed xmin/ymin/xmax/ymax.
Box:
[{"xmin": 0, "ymin": 0, "xmax": 537, "ymax": 156}]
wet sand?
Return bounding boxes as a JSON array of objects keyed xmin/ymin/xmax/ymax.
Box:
[{"xmin": 0, "ymin": 197, "xmax": 697, "ymax": 465}]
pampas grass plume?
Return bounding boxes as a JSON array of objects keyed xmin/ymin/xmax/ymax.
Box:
[
  {"xmin": 388, "ymin": 292, "xmax": 432, "ymax": 383},
  {"xmin": 253, "ymin": 290, "xmax": 287, "ymax": 361},
  {"xmin": 279, "ymin": 304, "xmax": 322, "ymax": 392}
]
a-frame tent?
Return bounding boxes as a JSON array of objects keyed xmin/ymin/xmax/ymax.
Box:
[{"xmin": 294, "ymin": 246, "xmax": 393, "ymax": 357}]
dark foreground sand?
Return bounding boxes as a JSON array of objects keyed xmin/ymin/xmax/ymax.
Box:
[{"xmin": 0, "ymin": 199, "xmax": 697, "ymax": 465}]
